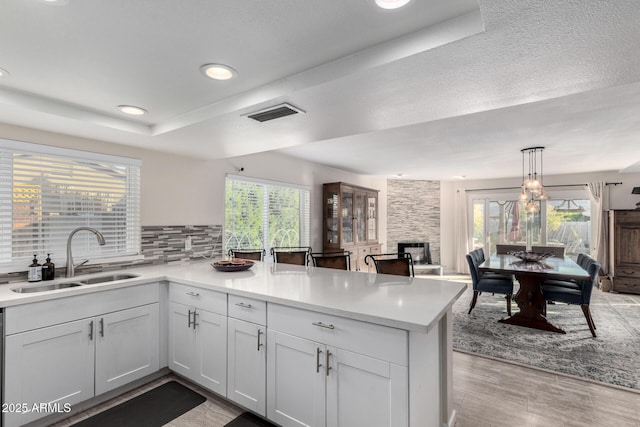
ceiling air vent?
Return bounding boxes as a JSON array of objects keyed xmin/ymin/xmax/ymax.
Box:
[{"xmin": 246, "ymin": 103, "xmax": 305, "ymax": 122}]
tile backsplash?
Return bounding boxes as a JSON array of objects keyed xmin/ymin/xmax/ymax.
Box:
[{"xmin": 0, "ymin": 225, "xmax": 223, "ymax": 284}]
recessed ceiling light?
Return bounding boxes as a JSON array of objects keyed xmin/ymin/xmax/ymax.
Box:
[
  {"xmin": 117, "ymin": 105, "xmax": 147, "ymax": 116},
  {"xmin": 200, "ymin": 63, "xmax": 237, "ymax": 81},
  {"xmin": 0, "ymin": 67, "xmax": 10, "ymax": 78},
  {"xmin": 375, "ymin": 0, "xmax": 411, "ymax": 9}
]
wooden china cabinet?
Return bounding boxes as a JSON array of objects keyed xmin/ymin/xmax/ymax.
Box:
[
  {"xmin": 323, "ymin": 182, "xmax": 381, "ymax": 272},
  {"xmin": 609, "ymin": 210, "xmax": 640, "ymax": 294}
]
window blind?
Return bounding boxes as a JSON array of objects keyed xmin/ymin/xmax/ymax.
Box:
[
  {"xmin": 225, "ymin": 175, "xmax": 310, "ymax": 252},
  {"xmin": 0, "ymin": 139, "xmax": 141, "ymax": 270}
]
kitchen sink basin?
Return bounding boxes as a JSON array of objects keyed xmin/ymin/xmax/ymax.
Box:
[
  {"xmin": 77, "ymin": 273, "xmax": 139, "ymax": 285},
  {"xmin": 12, "ymin": 282, "xmax": 82, "ymax": 293}
]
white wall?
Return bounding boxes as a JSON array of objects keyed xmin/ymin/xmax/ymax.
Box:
[
  {"xmin": 440, "ymin": 171, "xmax": 640, "ymax": 272},
  {"xmin": 0, "ymin": 123, "xmax": 387, "ymax": 252}
]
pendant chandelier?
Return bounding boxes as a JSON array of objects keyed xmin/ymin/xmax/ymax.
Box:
[{"xmin": 518, "ymin": 147, "xmax": 547, "ymax": 213}]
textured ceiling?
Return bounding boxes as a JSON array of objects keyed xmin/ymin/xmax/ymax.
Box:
[{"xmin": 1, "ymin": 0, "xmax": 639, "ymax": 180}]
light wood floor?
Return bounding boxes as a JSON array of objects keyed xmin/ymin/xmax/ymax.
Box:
[{"xmin": 53, "ymin": 350, "xmax": 640, "ymax": 427}]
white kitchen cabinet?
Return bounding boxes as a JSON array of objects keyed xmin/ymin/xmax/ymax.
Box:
[
  {"xmin": 227, "ymin": 294, "xmax": 267, "ymax": 415},
  {"xmin": 267, "ymin": 330, "xmax": 326, "ymax": 427},
  {"xmin": 168, "ymin": 283, "xmax": 227, "ymax": 395},
  {"xmin": 95, "ymin": 304, "xmax": 160, "ymax": 395},
  {"xmin": 3, "ymin": 283, "xmax": 161, "ymax": 427},
  {"xmin": 267, "ymin": 304, "xmax": 409, "ymax": 427},
  {"xmin": 4, "ymin": 318, "xmax": 95, "ymax": 427}
]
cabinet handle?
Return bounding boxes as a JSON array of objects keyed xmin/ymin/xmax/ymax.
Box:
[
  {"xmin": 186, "ymin": 291, "xmax": 200, "ymax": 297},
  {"xmin": 257, "ymin": 329, "xmax": 264, "ymax": 351},
  {"xmin": 235, "ymin": 302, "xmax": 253, "ymax": 309},
  {"xmin": 89, "ymin": 320, "xmax": 94, "ymax": 341},
  {"xmin": 622, "ymin": 270, "xmax": 636, "ymax": 275},
  {"xmin": 312, "ymin": 321, "xmax": 335, "ymax": 330},
  {"xmin": 188, "ymin": 309, "xmax": 194, "ymax": 328},
  {"xmin": 316, "ymin": 347, "xmax": 323, "ymax": 373},
  {"xmin": 193, "ymin": 310, "xmax": 199, "ymax": 330},
  {"xmin": 99, "ymin": 318, "xmax": 104, "ymax": 337},
  {"xmin": 326, "ymin": 350, "xmax": 332, "ymax": 376}
]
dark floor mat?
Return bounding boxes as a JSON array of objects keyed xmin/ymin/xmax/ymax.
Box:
[
  {"xmin": 71, "ymin": 381, "xmax": 206, "ymax": 427},
  {"xmin": 225, "ymin": 412, "xmax": 279, "ymax": 427}
]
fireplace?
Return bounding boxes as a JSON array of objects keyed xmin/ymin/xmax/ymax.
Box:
[{"xmin": 397, "ymin": 242, "xmax": 432, "ymax": 265}]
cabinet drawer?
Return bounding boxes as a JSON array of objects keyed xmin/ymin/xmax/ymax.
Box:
[
  {"xmin": 6, "ymin": 282, "xmax": 159, "ymax": 335},
  {"xmin": 228, "ymin": 294, "xmax": 266, "ymax": 325},
  {"xmin": 170, "ymin": 282, "xmax": 227, "ymax": 315},
  {"xmin": 267, "ymin": 304, "xmax": 407, "ymax": 366},
  {"xmin": 613, "ymin": 265, "xmax": 640, "ymax": 278},
  {"xmin": 612, "ymin": 277, "xmax": 640, "ymax": 294}
]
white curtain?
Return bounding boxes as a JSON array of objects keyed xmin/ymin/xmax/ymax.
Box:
[
  {"xmin": 586, "ymin": 181, "xmax": 608, "ymax": 273},
  {"xmin": 454, "ymin": 189, "xmax": 470, "ymax": 273}
]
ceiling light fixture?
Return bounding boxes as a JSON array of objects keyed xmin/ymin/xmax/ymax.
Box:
[
  {"xmin": 518, "ymin": 146, "xmax": 547, "ymax": 213},
  {"xmin": 39, "ymin": 0, "xmax": 70, "ymax": 5},
  {"xmin": 200, "ymin": 63, "xmax": 237, "ymax": 81},
  {"xmin": 0, "ymin": 67, "xmax": 10, "ymax": 78},
  {"xmin": 375, "ymin": 0, "xmax": 411, "ymax": 10},
  {"xmin": 117, "ymin": 105, "xmax": 147, "ymax": 116}
]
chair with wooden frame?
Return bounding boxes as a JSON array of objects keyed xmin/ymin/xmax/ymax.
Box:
[
  {"xmin": 495, "ymin": 244, "xmax": 526, "ymax": 254},
  {"xmin": 531, "ymin": 245, "xmax": 566, "ymax": 258},
  {"xmin": 309, "ymin": 251, "xmax": 351, "ymax": 270},
  {"xmin": 270, "ymin": 247, "xmax": 312, "ymax": 266},
  {"xmin": 227, "ymin": 248, "xmax": 265, "ymax": 261},
  {"xmin": 364, "ymin": 253, "xmax": 414, "ymax": 277}
]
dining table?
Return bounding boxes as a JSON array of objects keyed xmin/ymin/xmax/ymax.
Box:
[{"xmin": 479, "ymin": 253, "xmax": 590, "ymax": 333}]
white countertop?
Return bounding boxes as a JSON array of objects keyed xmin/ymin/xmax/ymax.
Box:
[{"xmin": 0, "ymin": 261, "xmax": 467, "ymax": 333}]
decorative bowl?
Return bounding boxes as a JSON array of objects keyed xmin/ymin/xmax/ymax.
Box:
[
  {"xmin": 507, "ymin": 250, "xmax": 552, "ymax": 262},
  {"xmin": 211, "ymin": 259, "xmax": 254, "ymax": 272}
]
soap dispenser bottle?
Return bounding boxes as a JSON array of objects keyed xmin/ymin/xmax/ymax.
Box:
[
  {"xmin": 28, "ymin": 254, "xmax": 42, "ymax": 282},
  {"xmin": 42, "ymin": 253, "xmax": 55, "ymax": 281}
]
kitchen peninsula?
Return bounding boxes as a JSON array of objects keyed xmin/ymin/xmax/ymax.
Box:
[{"xmin": 0, "ymin": 261, "xmax": 466, "ymax": 427}]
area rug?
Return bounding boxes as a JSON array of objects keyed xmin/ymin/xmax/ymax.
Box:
[
  {"xmin": 452, "ymin": 283, "xmax": 640, "ymax": 391},
  {"xmin": 225, "ymin": 411, "xmax": 278, "ymax": 427},
  {"xmin": 71, "ymin": 381, "xmax": 206, "ymax": 427}
]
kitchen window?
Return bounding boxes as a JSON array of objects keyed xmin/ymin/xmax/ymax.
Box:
[
  {"xmin": 0, "ymin": 139, "xmax": 141, "ymax": 271},
  {"xmin": 225, "ymin": 175, "xmax": 310, "ymax": 256}
]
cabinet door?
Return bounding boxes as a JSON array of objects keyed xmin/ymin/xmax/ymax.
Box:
[
  {"xmin": 4, "ymin": 319, "xmax": 95, "ymax": 427},
  {"xmin": 95, "ymin": 304, "xmax": 160, "ymax": 395},
  {"xmin": 267, "ymin": 330, "xmax": 326, "ymax": 427},
  {"xmin": 341, "ymin": 188, "xmax": 355, "ymax": 246},
  {"xmin": 227, "ymin": 318, "xmax": 266, "ymax": 415},
  {"xmin": 325, "ymin": 187, "xmax": 340, "ymax": 250},
  {"xmin": 326, "ymin": 348, "xmax": 408, "ymax": 427},
  {"xmin": 355, "ymin": 191, "xmax": 367, "ymax": 244},
  {"xmin": 367, "ymin": 193, "xmax": 378, "ymax": 243},
  {"xmin": 168, "ymin": 301, "xmax": 197, "ymax": 380},
  {"xmin": 195, "ymin": 308, "xmax": 228, "ymax": 395}
]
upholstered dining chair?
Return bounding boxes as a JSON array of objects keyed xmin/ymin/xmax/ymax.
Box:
[
  {"xmin": 465, "ymin": 251, "xmax": 514, "ymax": 316},
  {"xmin": 470, "ymin": 248, "xmax": 513, "ymax": 280},
  {"xmin": 364, "ymin": 253, "xmax": 414, "ymax": 277},
  {"xmin": 228, "ymin": 248, "xmax": 265, "ymax": 261},
  {"xmin": 270, "ymin": 247, "xmax": 312, "ymax": 266},
  {"xmin": 532, "ymin": 245, "xmax": 566, "ymax": 258},
  {"xmin": 541, "ymin": 254, "xmax": 601, "ymax": 337},
  {"xmin": 309, "ymin": 251, "xmax": 351, "ymax": 270},
  {"xmin": 495, "ymin": 244, "xmax": 526, "ymax": 254}
]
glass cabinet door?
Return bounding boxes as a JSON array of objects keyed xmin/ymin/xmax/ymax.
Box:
[
  {"xmin": 355, "ymin": 193, "xmax": 367, "ymax": 243},
  {"xmin": 341, "ymin": 190, "xmax": 354, "ymax": 245},
  {"xmin": 367, "ymin": 195, "xmax": 377, "ymax": 242},
  {"xmin": 325, "ymin": 191, "xmax": 339, "ymax": 246}
]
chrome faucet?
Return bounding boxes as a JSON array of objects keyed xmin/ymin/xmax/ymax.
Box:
[{"xmin": 66, "ymin": 227, "xmax": 106, "ymax": 277}]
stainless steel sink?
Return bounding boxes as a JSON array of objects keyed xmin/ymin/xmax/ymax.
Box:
[
  {"xmin": 77, "ymin": 273, "xmax": 139, "ymax": 285},
  {"xmin": 12, "ymin": 282, "xmax": 82, "ymax": 293}
]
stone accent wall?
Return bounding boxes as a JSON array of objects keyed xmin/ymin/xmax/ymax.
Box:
[
  {"xmin": 0, "ymin": 224, "xmax": 223, "ymax": 284},
  {"xmin": 387, "ymin": 180, "xmax": 441, "ymax": 264}
]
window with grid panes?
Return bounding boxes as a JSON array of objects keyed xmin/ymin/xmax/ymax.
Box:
[
  {"xmin": 0, "ymin": 139, "xmax": 141, "ymax": 271},
  {"xmin": 224, "ymin": 175, "xmax": 310, "ymax": 255}
]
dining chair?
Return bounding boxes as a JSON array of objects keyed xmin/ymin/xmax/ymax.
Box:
[
  {"xmin": 364, "ymin": 253, "xmax": 414, "ymax": 277},
  {"xmin": 541, "ymin": 254, "xmax": 601, "ymax": 337},
  {"xmin": 471, "ymin": 248, "xmax": 513, "ymax": 280},
  {"xmin": 466, "ymin": 251, "xmax": 514, "ymax": 316},
  {"xmin": 495, "ymin": 244, "xmax": 526, "ymax": 254},
  {"xmin": 532, "ymin": 245, "xmax": 566, "ymax": 258},
  {"xmin": 270, "ymin": 247, "xmax": 312, "ymax": 266},
  {"xmin": 309, "ymin": 251, "xmax": 351, "ymax": 270},
  {"xmin": 227, "ymin": 248, "xmax": 265, "ymax": 261}
]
